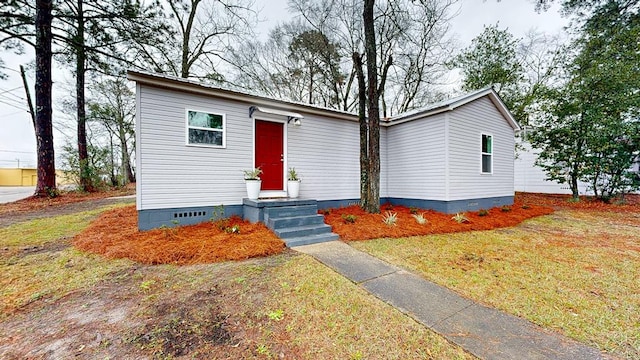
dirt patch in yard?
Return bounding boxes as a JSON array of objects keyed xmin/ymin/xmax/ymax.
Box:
[{"xmin": 0, "ymin": 254, "xmax": 302, "ymax": 359}]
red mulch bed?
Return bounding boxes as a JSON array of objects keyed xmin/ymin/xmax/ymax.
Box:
[
  {"xmin": 324, "ymin": 201, "xmax": 554, "ymax": 241},
  {"xmin": 73, "ymin": 205, "xmax": 285, "ymax": 265},
  {"xmin": 73, "ymin": 192, "xmax": 639, "ymax": 264}
]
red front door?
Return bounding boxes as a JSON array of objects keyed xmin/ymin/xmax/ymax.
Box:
[{"xmin": 255, "ymin": 120, "xmax": 284, "ymax": 191}]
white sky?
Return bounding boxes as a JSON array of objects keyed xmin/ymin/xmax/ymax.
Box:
[{"xmin": 0, "ymin": 0, "xmax": 567, "ymax": 168}]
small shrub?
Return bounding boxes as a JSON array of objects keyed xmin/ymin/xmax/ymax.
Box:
[
  {"xmin": 224, "ymin": 224, "xmax": 240, "ymax": 234},
  {"xmin": 384, "ymin": 203, "xmax": 394, "ymax": 210},
  {"xmin": 159, "ymin": 224, "xmax": 177, "ymax": 238},
  {"xmin": 409, "ymin": 206, "xmax": 419, "ymax": 215},
  {"xmin": 382, "ymin": 211, "xmax": 398, "ymax": 226},
  {"xmin": 216, "ymin": 218, "xmax": 230, "ymax": 231},
  {"xmin": 342, "ymin": 214, "xmax": 357, "ymax": 224},
  {"xmin": 211, "ymin": 204, "xmax": 225, "ymax": 222},
  {"xmin": 501, "ymin": 205, "xmax": 512, "ymax": 212},
  {"xmin": 321, "ymin": 209, "xmax": 331, "ymax": 215},
  {"xmin": 451, "ymin": 212, "xmax": 469, "ymax": 224},
  {"xmin": 478, "ymin": 209, "xmax": 489, "ymax": 217},
  {"xmin": 412, "ymin": 213, "xmax": 428, "ymax": 224},
  {"xmin": 521, "ymin": 204, "xmax": 530, "ymax": 210}
]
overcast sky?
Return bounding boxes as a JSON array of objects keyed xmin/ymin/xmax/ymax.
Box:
[{"xmin": 0, "ymin": 0, "xmax": 567, "ymax": 169}]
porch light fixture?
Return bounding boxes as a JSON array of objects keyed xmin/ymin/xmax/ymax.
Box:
[
  {"xmin": 249, "ymin": 105, "xmax": 304, "ymax": 127},
  {"xmin": 288, "ymin": 117, "xmax": 302, "ymax": 126}
]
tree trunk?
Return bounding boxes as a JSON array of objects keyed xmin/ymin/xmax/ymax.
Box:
[
  {"xmin": 109, "ymin": 135, "xmax": 117, "ymax": 186},
  {"xmin": 180, "ymin": 0, "xmax": 200, "ymax": 78},
  {"xmin": 118, "ymin": 124, "xmax": 135, "ymax": 183},
  {"xmin": 363, "ymin": 0, "xmax": 380, "ymax": 213},
  {"xmin": 34, "ymin": 0, "xmax": 56, "ymax": 198},
  {"xmin": 570, "ymin": 168, "xmax": 579, "ymax": 200},
  {"xmin": 76, "ymin": 0, "xmax": 94, "ymax": 192},
  {"xmin": 353, "ymin": 52, "xmax": 368, "ymax": 208}
]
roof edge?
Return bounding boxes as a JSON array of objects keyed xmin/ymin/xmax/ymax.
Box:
[
  {"xmin": 388, "ymin": 88, "xmax": 521, "ymax": 131},
  {"xmin": 127, "ymin": 70, "xmax": 359, "ymax": 122},
  {"xmin": 127, "ymin": 71, "xmax": 520, "ymax": 130}
]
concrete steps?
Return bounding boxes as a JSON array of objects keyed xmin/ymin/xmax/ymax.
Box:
[{"xmin": 262, "ymin": 203, "xmax": 339, "ymax": 247}]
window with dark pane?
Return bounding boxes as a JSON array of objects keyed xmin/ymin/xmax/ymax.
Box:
[
  {"xmin": 187, "ymin": 110, "xmax": 224, "ymax": 147},
  {"xmin": 481, "ymin": 134, "xmax": 492, "ymax": 174}
]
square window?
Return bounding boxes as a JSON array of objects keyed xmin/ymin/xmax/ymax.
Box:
[{"xmin": 186, "ymin": 110, "xmax": 225, "ymax": 147}]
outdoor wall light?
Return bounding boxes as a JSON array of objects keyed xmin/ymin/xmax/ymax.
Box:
[{"xmin": 288, "ymin": 117, "xmax": 302, "ymax": 126}]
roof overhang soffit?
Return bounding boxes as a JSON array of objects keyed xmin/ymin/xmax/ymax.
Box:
[{"xmin": 249, "ymin": 106, "xmax": 304, "ymax": 122}]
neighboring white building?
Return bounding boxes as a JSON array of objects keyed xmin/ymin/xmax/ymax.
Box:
[
  {"xmin": 514, "ymin": 140, "xmax": 640, "ymax": 195},
  {"xmin": 128, "ymin": 71, "xmax": 520, "ymax": 230},
  {"xmin": 514, "ymin": 140, "xmax": 592, "ymax": 195}
]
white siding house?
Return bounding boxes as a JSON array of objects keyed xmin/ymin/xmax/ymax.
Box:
[{"xmin": 129, "ymin": 71, "xmax": 520, "ymax": 230}]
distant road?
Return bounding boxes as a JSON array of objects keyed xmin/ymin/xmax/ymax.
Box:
[{"xmin": 0, "ymin": 187, "xmax": 35, "ymax": 204}]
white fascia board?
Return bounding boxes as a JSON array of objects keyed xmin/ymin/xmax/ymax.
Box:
[
  {"xmin": 386, "ymin": 88, "xmax": 521, "ymax": 131},
  {"xmin": 127, "ymin": 71, "xmax": 357, "ymax": 122}
]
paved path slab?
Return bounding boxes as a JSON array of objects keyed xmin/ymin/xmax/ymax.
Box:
[
  {"xmin": 295, "ymin": 241, "xmax": 397, "ymax": 283},
  {"xmin": 295, "ymin": 241, "xmax": 607, "ymax": 360}
]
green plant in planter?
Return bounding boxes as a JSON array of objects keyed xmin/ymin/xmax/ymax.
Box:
[
  {"xmin": 288, "ymin": 167, "xmax": 300, "ymax": 181},
  {"xmin": 243, "ymin": 167, "xmax": 262, "ymax": 180},
  {"xmin": 478, "ymin": 209, "xmax": 489, "ymax": 217}
]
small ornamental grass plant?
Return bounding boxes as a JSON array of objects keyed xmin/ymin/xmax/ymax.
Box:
[
  {"xmin": 382, "ymin": 211, "xmax": 398, "ymax": 226},
  {"xmin": 342, "ymin": 214, "xmax": 357, "ymax": 224},
  {"xmin": 412, "ymin": 213, "xmax": 428, "ymax": 225},
  {"xmin": 451, "ymin": 212, "xmax": 470, "ymax": 224}
]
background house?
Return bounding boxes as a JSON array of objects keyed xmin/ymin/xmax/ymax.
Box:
[{"xmin": 128, "ymin": 71, "xmax": 519, "ymax": 230}]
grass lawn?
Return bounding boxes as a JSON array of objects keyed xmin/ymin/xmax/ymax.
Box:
[
  {"xmin": 350, "ymin": 209, "xmax": 640, "ymax": 359},
  {"xmin": 0, "ymin": 205, "xmax": 473, "ymax": 359}
]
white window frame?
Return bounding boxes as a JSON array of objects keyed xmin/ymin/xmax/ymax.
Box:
[
  {"xmin": 481, "ymin": 133, "xmax": 493, "ymax": 174},
  {"xmin": 185, "ymin": 108, "xmax": 226, "ymax": 148}
]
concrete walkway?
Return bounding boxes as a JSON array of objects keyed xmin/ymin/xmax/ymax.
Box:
[{"xmin": 295, "ymin": 241, "xmax": 607, "ymax": 360}]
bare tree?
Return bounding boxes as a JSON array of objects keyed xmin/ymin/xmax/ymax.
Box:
[
  {"xmin": 88, "ymin": 76, "xmax": 136, "ymax": 185},
  {"xmin": 133, "ymin": 0, "xmax": 257, "ymax": 80},
  {"xmin": 286, "ymin": 0, "xmax": 458, "ymax": 115}
]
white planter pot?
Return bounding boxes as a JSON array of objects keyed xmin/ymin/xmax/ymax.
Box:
[
  {"xmin": 287, "ymin": 180, "xmax": 300, "ymax": 198},
  {"xmin": 245, "ymin": 180, "xmax": 261, "ymax": 200}
]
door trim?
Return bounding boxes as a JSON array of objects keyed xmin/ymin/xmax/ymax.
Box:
[{"xmin": 252, "ymin": 116, "xmax": 287, "ymax": 197}]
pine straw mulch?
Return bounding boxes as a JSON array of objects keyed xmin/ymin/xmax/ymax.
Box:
[
  {"xmin": 0, "ymin": 184, "xmax": 135, "ymax": 217},
  {"xmin": 73, "ymin": 205, "xmax": 285, "ymax": 265},
  {"xmin": 73, "ymin": 192, "xmax": 640, "ymax": 264},
  {"xmin": 325, "ymin": 201, "xmax": 554, "ymax": 241},
  {"xmin": 516, "ymin": 192, "xmax": 640, "ymax": 211}
]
